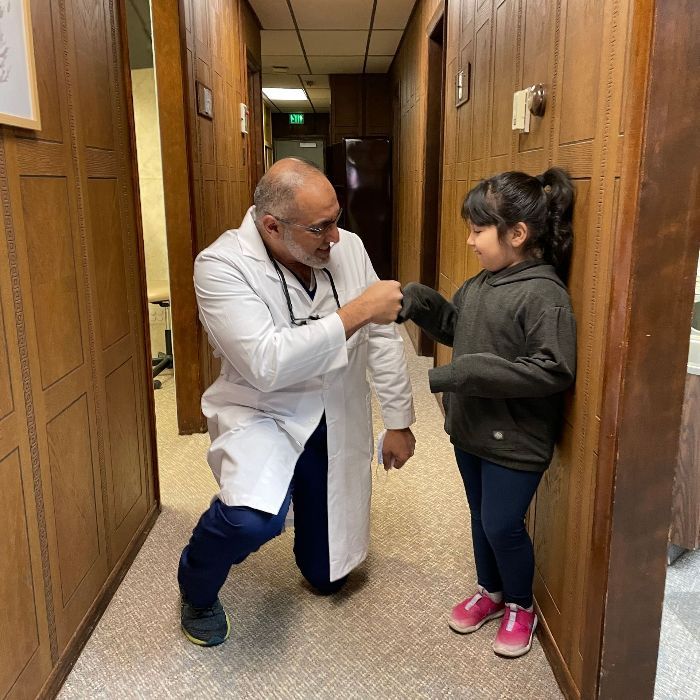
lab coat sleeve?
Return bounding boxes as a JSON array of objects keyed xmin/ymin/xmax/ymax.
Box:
[
  {"xmin": 194, "ymin": 252, "xmax": 348, "ymax": 392},
  {"xmin": 361, "ymin": 251, "xmax": 416, "ymax": 429}
]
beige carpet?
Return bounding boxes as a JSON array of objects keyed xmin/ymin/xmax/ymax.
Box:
[{"xmin": 58, "ymin": 333, "xmax": 562, "ymax": 699}]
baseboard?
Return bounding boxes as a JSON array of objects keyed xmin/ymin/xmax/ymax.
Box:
[
  {"xmin": 38, "ymin": 503, "xmax": 161, "ymax": 699},
  {"xmin": 534, "ymin": 599, "xmax": 581, "ymax": 700}
]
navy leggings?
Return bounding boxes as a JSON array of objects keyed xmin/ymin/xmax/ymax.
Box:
[
  {"xmin": 178, "ymin": 416, "xmax": 347, "ymax": 608},
  {"xmin": 455, "ymin": 448, "xmax": 543, "ymax": 608}
]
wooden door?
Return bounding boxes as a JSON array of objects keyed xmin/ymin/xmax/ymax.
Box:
[{"xmin": 0, "ymin": 0, "xmax": 158, "ymax": 694}]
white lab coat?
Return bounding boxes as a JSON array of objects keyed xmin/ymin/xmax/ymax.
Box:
[{"xmin": 195, "ymin": 207, "xmax": 415, "ymax": 580}]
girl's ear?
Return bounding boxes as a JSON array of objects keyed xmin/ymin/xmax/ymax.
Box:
[{"xmin": 510, "ymin": 222, "xmax": 529, "ymax": 249}]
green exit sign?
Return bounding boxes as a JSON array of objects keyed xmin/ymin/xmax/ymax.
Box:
[{"xmin": 289, "ymin": 113, "xmax": 305, "ymax": 125}]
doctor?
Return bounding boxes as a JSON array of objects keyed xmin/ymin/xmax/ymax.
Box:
[{"xmin": 178, "ymin": 158, "xmax": 416, "ymax": 647}]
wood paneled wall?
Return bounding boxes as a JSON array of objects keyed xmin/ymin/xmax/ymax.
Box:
[
  {"xmin": 180, "ymin": 0, "xmax": 261, "ymax": 400},
  {"xmin": 390, "ymin": 0, "xmax": 442, "ymax": 348},
  {"xmin": 0, "ymin": 0, "xmax": 158, "ymax": 696},
  {"xmin": 329, "ymin": 74, "xmax": 393, "ymax": 144},
  {"xmin": 392, "ymin": 0, "xmax": 632, "ymax": 695}
]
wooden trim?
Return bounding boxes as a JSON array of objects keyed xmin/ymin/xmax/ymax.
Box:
[
  {"xmin": 38, "ymin": 504, "xmax": 160, "ymax": 699},
  {"xmin": 117, "ymin": 0, "xmax": 161, "ymax": 506},
  {"xmin": 421, "ymin": 6, "xmax": 446, "ymax": 357},
  {"xmin": 151, "ymin": 0, "xmax": 205, "ymax": 434},
  {"xmin": 583, "ymin": 1, "xmax": 700, "ymax": 697},
  {"xmin": 426, "ymin": 0, "xmax": 446, "ymax": 38},
  {"xmin": 534, "ymin": 600, "xmax": 579, "ymax": 700}
]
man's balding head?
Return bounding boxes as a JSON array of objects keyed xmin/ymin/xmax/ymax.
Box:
[{"xmin": 253, "ymin": 158, "xmax": 326, "ymax": 223}]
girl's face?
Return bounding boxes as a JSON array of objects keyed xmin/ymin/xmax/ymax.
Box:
[{"xmin": 466, "ymin": 222, "xmax": 527, "ymax": 272}]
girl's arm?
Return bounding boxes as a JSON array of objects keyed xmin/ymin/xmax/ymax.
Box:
[
  {"xmin": 397, "ymin": 282, "xmax": 461, "ymax": 347},
  {"xmin": 428, "ymin": 306, "xmax": 576, "ymax": 397}
]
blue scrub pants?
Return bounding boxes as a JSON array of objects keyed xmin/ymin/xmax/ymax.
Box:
[
  {"xmin": 178, "ymin": 415, "xmax": 347, "ymax": 608},
  {"xmin": 455, "ymin": 448, "xmax": 543, "ymax": 608}
]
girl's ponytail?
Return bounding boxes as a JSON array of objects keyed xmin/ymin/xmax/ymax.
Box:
[{"xmin": 537, "ymin": 167, "xmax": 575, "ymax": 282}]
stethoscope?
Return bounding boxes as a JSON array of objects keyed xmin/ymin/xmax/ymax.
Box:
[{"xmin": 268, "ymin": 255, "xmax": 341, "ymax": 327}]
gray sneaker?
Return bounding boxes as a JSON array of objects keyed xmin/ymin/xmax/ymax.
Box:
[{"xmin": 180, "ymin": 596, "xmax": 230, "ymax": 647}]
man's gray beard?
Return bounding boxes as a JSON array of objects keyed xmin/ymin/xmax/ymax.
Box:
[{"xmin": 283, "ymin": 231, "xmax": 327, "ymax": 269}]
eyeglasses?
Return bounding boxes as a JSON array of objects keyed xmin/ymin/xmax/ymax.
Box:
[
  {"xmin": 269, "ymin": 209, "xmax": 343, "ymax": 237},
  {"xmin": 269, "ymin": 257, "xmax": 341, "ymax": 326}
]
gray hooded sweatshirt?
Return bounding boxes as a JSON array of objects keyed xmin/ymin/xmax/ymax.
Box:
[{"xmin": 399, "ymin": 260, "xmax": 576, "ymax": 472}]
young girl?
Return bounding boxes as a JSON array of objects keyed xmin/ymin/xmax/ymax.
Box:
[{"xmin": 399, "ymin": 168, "xmax": 576, "ymax": 658}]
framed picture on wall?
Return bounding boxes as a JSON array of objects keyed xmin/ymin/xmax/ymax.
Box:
[{"xmin": 0, "ymin": 0, "xmax": 41, "ymax": 130}]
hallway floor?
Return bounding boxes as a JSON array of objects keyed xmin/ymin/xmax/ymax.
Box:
[
  {"xmin": 655, "ymin": 548, "xmax": 700, "ymax": 699},
  {"xmin": 58, "ymin": 335, "xmax": 561, "ymax": 699}
]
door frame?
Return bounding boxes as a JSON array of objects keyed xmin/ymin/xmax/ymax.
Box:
[
  {"xmin": 580, "ymin": 1, "xmax": 700, "ymax": 697},
  {"xmin": 421, "ymin": 2, "xmax": 446, "ymax": 358},
  {"xmin": 150, "ymin": 0, "xmax": 205, "ymax": 433}
]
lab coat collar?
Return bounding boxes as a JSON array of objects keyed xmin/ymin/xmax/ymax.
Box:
[
  {"xmin": 238, "ymin": 206, "xmax": 309, "ymax": 296},
  {"xmin": 238, "ymin": 206, "xmax": 271, "ymax": 262}
]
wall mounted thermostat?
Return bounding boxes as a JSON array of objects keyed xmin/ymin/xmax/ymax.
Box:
[{"xmin": 240, "ymin": 103, "xmax": 249, "ymax": 134}]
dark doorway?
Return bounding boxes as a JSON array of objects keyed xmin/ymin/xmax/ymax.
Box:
[
  {"xmin": 421, "ymin": 8, "xmax": 446, "ymax": 357},
  {"xmin": 247, "ymin": 53, "xmax": 265, "ymax": 199}
]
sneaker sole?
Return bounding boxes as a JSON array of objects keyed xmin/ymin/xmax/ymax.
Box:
[
  {"xmin": 448, "ymin": 608, "xmax": 505, "ymax": 634},
  {"xmin": 181, "ymin": 611, "xmax": 231, "ymax": 647},
  {"xmin": 492, "ymin": 615, "xmax": 538, "ymax": 658}
]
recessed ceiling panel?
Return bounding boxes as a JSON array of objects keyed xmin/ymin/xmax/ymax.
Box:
[
  {"xmin": 249, "ymin": 0, "xmax": 295, "ymax": 29},
  {"xmin": 365, "ymin": 55, "xmax": 394, "ymax": 73},
  {"xmin": 262, "ymin": 73, "xmax": 303, "ymax": 88},
  {"xmin": 290, "ymin": 0, "xmax": 373, "ymax": 29},
  {"xmin": 300, "ymin": 74, "xmax": 330, "ymax": 88},
  {"xmin": 373, "ymin": 0, "xmax": 416, "ymax": 30},
  {"xmin": 307, "ymin": 55, "xmax": 366, "ymax": 73},
  {"xmin": 368, "ymin": 30, "xmax": 402, "ymax": 56},
  {"xmin": 261, "ymin": 55, "xmax": 310, "ymax": 74},
  {"xmin": 261, "ymin": 30, "xmax": 304, "ymax": 56},
  {"xmin": 301, "ymin": 31, "xmax": 368, "ymax": 56}
]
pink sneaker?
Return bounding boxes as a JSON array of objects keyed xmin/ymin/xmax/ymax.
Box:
[
  {"xmin": 492, "ymin": 603, "xmax": 538, "ymax": 657},
  {"xmin": 449, "ymin": 587, "xmax": 505, "ymax": 633}
]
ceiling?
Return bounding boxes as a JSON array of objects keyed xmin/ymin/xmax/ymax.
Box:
[{"xmin": 249, "ymin": 0, "xmax": 417, "ymax": 114}]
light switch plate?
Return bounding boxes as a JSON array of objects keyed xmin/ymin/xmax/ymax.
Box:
[
  {"xmin": 512, "ymin": 88, "xmax": 528, "ymax": 131},
  {"xmin": 240, "ymin": 103, "xmax": 249, "ymax": 134}
]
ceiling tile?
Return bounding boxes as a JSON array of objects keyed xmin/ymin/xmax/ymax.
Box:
[
  {"xmin": 374, "ymin": 0, "xmax": 416, "ymax": 30},
  {"xmin": 307, "ymin": 55, "xmax": 366, "ymax": 73},
  {"xmin": 276, "ymin": 100, "xmax": 314, "ymax": 113},
  {"xmin": 301, "ymin": 30, "xmax": 368, "ymax": 56},
  {"xmin": 368, "ymin": 30, "xmax": 402, "ymax": 55},
  {"xmin": 300, "ymin": 74, "xmax": 329, "ymax": 88},
  {"xmin": 261, "ymin": 55, "xmax": 310, "ymax": 73},
  {"xmin": 290, "ymin": 0, "xmax": 373, "ymax": 29},
  {"xmin": 261, "ymin": 30, "xmax": 303, "ymax": 56},
  {"xmin": 364, "ymin": 55, "xmax": 394, "ymax": 73},
  {"xmin": 262, "ymin": 73, "xmax": 304, "ymax": 88},
  {"xmin": 249, "ymin": 0, "xmax": 295, "ymax": 29},
  {"xmin": 305, "ymin": 88, "xmax": 330, "ymax": 98}
]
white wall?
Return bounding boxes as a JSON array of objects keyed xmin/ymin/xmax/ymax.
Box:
[{"xmin": 132, "ymin": 68, "xmax": 169, "ymax": 356}]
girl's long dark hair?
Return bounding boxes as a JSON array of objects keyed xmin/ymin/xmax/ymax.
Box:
[{"xmin": 462, "ymin": 168, "xmax": 575, "ymax": 282}]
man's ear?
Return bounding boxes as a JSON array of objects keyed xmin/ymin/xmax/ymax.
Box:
[
  {"xmin": 510, "ymin": 222, "xmax": 529, "ymax": 249},
  {"xmin": 260, "ymin": 214, "xmax": 282, "ymax": 240}
]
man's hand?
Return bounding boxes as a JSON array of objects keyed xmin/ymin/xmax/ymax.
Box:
[
  {"xmin": 360, "ymin": 280, "xmax": 403, "ymax": 324},
  {"xmin": 381, "ymin": 427, "xmax": 416, "ymax": 470},
  {"xmin": 338, "ymin": 280, "xmax": 403, "ymax": 338}
]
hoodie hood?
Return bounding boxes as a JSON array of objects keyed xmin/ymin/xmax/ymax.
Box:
[{"xmin": 486, "ymin": 260, "xmax": 566, "ymax": 289}]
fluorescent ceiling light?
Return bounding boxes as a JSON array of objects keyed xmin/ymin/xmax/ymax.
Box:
[{"xmin": 262, "ymin": 88, "xmax": 308, "ymax": 101}]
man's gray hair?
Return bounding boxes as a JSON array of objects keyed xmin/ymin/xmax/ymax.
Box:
[{"xmin": 253, "ymin": 158, "xmax": 323, "ymax": 223}]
